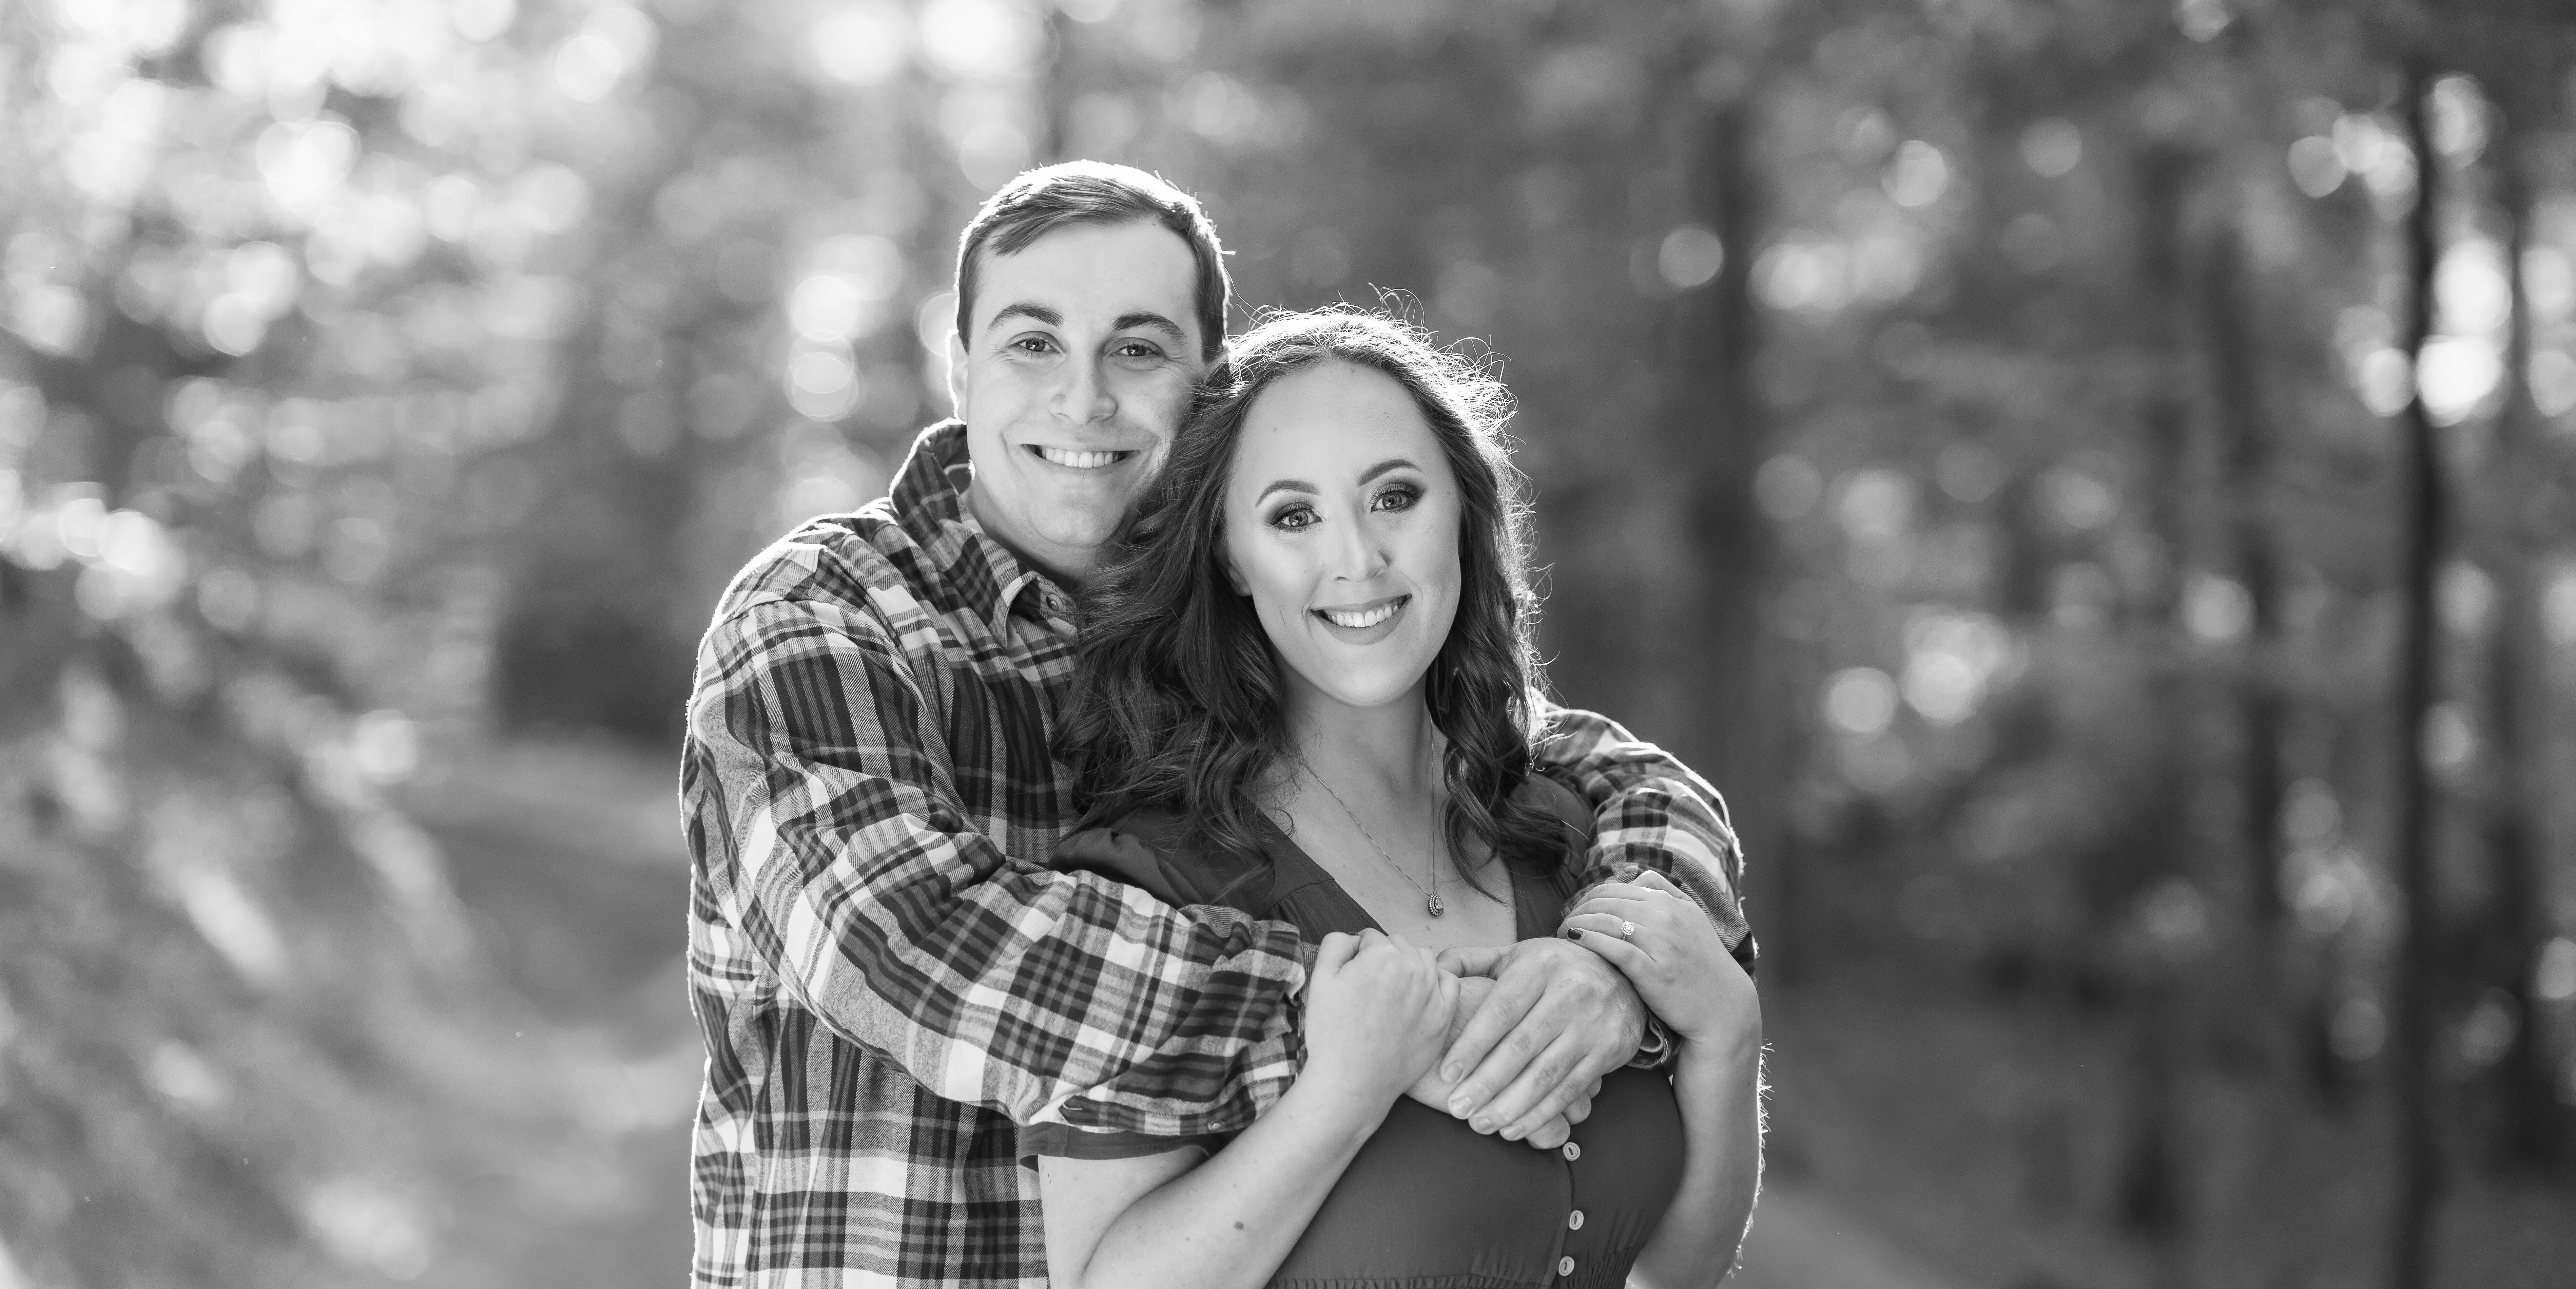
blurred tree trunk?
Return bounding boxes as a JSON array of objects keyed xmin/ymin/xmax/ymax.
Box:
[
  {"xmin": 2203, "ymin": 225, "xmax": 2287, "ymax": 952},
  {"xmin": 2387, "ymin": 62, "xmax": 2447, "ymax": 1289},
  {"xmin": 1038, "ymin": 6, "xmax": 1074, "ymax": 164},
  {"xmin": 2115, "ymin": 136, "xmax": 2199, "ymax": 1270},
  {"xmin": 1666, "ymin": 72, "xmax": 1779, "ymax": 977},
  {"xmin": 2477, "ymin": 102, "xmax": 2566, "ymax": 1170}
]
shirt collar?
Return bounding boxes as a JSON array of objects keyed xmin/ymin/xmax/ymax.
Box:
[{"xmin": 888, "ymin": 421, "xmax": 1074, "ymax": 639}]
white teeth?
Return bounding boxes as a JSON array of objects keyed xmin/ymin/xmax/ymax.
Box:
[
  {"xmin": 1320, "ymin": 602, "xmax": 1400, "ymax": 629},
  {"xmin": 1038, "ymin": 447, "xmax": 1122, "ymax": 469}
]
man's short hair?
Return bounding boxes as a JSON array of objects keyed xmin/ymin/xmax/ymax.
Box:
[{"xmin": 953, "ymin": 161, "xmax": 1230, "ymax": 362}]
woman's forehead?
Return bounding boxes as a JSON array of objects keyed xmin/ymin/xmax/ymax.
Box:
[{"xmin": 1231, "ymin": 362, "xmax": 1447, "ymax": 482}]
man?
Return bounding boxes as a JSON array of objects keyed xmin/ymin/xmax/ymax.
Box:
[{"xmin": 681, "ymin": 162, "xmax": 1754, "ymax": 1288}]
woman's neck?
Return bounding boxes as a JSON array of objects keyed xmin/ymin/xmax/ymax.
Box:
[{"xmin": 1279, "ymin": 678, "xmax": 1439, "ymax": 801}]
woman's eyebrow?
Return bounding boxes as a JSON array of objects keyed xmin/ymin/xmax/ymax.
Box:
[
  {"xmin": 1254, "ymin": 478, "xmax": 1319, "ymax": 503},
  {"xmin": 1357, "ymin": 457, "xmax": 1419, "ymax": 484}
]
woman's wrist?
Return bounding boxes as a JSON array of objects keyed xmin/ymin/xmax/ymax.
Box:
[
  {"xmin": 1287, "ymin": 1060, "xmax": 1402, "ymax": 1139},
  {"xmin": 1672, "ymin": 1014, "xmax": 1762, "ymax": 1075}
]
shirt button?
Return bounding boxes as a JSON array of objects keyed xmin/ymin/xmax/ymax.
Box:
[
  {"xmin": 1558, "ymin": 1256, "xmax": 1577, "ymax": 1276},
  {"xmin": 1561, "ymin": 1141, "xmax": 1581, "ymax": 1161},
  {"xmin": 1567, "ymin": 1209, "xmax": 1585, "ymax": 1230}
]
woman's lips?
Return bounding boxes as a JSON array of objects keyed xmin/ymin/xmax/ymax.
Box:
[{"xmin": 1313, "ymin": 594, "xmax": 1409, "ymax": 636}]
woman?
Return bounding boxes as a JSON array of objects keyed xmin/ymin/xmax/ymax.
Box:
[{"xmin": 1031, "ymin": 309, "xmax": 1762, "ymax": 1289}]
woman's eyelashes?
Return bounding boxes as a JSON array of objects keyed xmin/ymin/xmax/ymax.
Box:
[
  {"xmin": 1370, "ymin": 482, "xmax": 1421, "ymax": 512},
  {"xmin": 1265, "ymin": 500, "xmax": 1318, "ymax": 531},
  {"xmin": 1262, "ymin": 483, "xmax": 1425, "ymax": 531}
]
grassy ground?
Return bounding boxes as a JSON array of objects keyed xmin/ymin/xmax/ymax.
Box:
[
  {"xmin": 24, "ymin": 720, "xmax": 2560, "ymax": 1287},
  {"xmin": 1745, "ymin": 970, "xmax": 2576, "ymax": 1289}
]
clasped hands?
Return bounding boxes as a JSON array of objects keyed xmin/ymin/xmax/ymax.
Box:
[{"xmin": 1302, "ymin": 926, "xmax": 1654, "ymax": 1152}]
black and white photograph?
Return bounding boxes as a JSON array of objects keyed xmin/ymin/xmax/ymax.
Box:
[{"xmin": 2, "ymin": 1, "xmax": 2574, "ymax": 1287}]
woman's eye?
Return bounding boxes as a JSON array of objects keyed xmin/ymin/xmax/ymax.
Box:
[
  {"xmin": 1371, "ymin": 485, "xmax": 1420, "ymax": 512},
  {"xmin": 1269, "ymin": 504, "xmax": 1317, "ymax": 531}
]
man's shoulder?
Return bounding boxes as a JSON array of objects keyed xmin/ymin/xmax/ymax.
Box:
[{"xmin": 713, "ymin": 501, "xmax": 943, "ymax": 630}]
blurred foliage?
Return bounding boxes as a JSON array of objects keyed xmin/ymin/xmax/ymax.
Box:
[{"xmin": 4, "ymin": 0, "xmax": 2576, "ymax": 1286}]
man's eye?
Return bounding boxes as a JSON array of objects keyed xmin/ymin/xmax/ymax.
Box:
[
  {"xmin": 1009, "ymin": 335, "xmax": 1058, "ymax": 354},
  {"xmin": 1372, "ymin": 485, "xmax": 1420, "ymax": 512},
  {"xmin": 1112, "ymin": 340, "xmax": 1164, "ymax": 360}
]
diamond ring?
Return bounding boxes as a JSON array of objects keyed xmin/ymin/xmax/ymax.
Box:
[{"xmin": 1618, "ymin": 920, "xmax": 1638, "ymax": 941}]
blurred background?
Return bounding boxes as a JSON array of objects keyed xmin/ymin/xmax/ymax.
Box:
[{"xmin": 3, "ymin": 0, "xmax": 2575, "ymax": 1286}]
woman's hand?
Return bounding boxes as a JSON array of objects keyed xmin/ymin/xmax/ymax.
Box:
[
  {"xmin": 1302, "ymin": 930, "xmax": 1461, "ymax": 1108},
  {"xmin": 1557, "ymin": 870, "xmax": 1758, "ymax": 1051}
]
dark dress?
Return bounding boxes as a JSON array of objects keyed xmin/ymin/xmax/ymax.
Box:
[{"xmin": 1023, "ymin": 777, "xmax": 1686, "ymax": 1289}]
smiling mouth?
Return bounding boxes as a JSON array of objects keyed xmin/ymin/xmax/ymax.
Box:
[
  {"xmin": 1315, "ymin": 595, "xmax": 1409, "ymax": 630},
  {"xmin": 1028, "ymin": 446, "xmax": 1137, "ymax": 470}
]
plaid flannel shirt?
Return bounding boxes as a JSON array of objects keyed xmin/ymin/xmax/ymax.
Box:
[{"xmin": 681, "ymin": 423, "xmax": 1752, "ymax": 1289}]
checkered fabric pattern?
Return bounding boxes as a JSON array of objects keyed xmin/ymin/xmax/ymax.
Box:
[{"xmin": 680, "ymin": 422, "xmax": 1750, "ymax": 1288}]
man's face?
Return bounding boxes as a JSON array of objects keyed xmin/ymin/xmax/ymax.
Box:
[{"xmin": 949, "ymin": 220, "xmax": 1206, "ymax": 584}]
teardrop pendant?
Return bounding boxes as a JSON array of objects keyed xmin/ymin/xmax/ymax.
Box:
[{"xmin": 1427, "ymin": 894, "xmax": 1445, "ymax": 917}]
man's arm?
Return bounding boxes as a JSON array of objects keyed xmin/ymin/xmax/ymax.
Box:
[
  {"xmin": 1530, "ymin": 700, "xmax": 1756, "ymax": 964},
  {"xmin": 1428, "ymin": 700, "xmax": 1757, "ymax": 1139},
  {"xmin": 685, "ymin": 593, "xmax": 1310, "ymax": 1137}
]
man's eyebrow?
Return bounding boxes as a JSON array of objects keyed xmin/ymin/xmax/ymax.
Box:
[
  {"xmin": 1254, "ymin": 478, "xmax": 1319, "ymax": 504},
  {"xmin": 1357, "ymin": 458, "xmax": 1419, "ymax": 485},
  {"xmin": 1112, "ymin": 311, "xmax": 1188, "ymax": 347},
  {"xmin": 985, "ymin": 302, "xmax": 1062, "ymax": 333}
]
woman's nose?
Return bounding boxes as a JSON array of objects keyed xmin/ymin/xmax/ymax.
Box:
[{"xmin": 1328, "ymin": 516, "xmax": 1388, "ymax": 582}]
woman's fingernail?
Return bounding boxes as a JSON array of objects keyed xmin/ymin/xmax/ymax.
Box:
[
  {"xmin": 1448, "ymin": 1095, "xmax": 1472, "ymax": 1116},
  {"xmin": 1442, "ymin": 1064, "xmax": 1464, "ymax": 1083},
  {"xmin": 1501, "ymin": 1124, "xmax": 1526, "ymax": 1141},
  {"xmin": 1565, "ymin": 929, "xmax": 1584, "ymax": 941},
  {"xmin": 1470, "ymin": 1116, "xmax": 1495, "ymax": 1134}
]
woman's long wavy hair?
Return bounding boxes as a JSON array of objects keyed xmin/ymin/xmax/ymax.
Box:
[{"xmin": 1057, "ymin": 308, "xmax": 1567, "ymax": 886}]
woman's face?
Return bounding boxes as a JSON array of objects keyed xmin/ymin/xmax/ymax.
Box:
[{"xmin": 1221, "ymin": 360, "xmax": 1464, "ymax": 716}]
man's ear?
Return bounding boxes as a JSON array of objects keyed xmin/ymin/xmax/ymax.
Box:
[{"xmin": 943, "ymin": 330, "xmax": 969, "ymax": 421}]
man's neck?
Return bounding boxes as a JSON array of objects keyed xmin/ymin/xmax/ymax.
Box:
[{"xmin": 961, "ymin": 482, "xmax": 1097, "ymax": 591}]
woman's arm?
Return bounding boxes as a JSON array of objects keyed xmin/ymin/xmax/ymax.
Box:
[
  {"xmin": 1559, "ymin": 870, "xmax": 1765, "ymax": 1288},
  {"xmin": 1630, "ymin": 1028, "xmax": 1764, "ymax": 1288},
  {"xmin": 1040, "ymin": 931, "xmax": 1457, "ymax": 1289},
  {"xmin": 1039, "ymin": 1077, "xmax": 1379, "ymax": 1289}
]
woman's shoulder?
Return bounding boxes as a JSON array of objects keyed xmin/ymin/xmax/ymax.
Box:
[
  {"xmin": 1514, "ymin": 771, "xmax": 1596, "ymax": 847},
  {"xmin": 1051, "ymin": 804, "xmax": 1256, "ymax": 910}
]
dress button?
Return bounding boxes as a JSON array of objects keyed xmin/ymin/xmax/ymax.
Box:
[
  {"xmin": 1558, "ymin": 1255, "xmax": 1577, "ymax": 1276},
  {"xmin": 1561, "ymin": 1141, "xmax": 1581, "ymax": 1161},
  {"xmin": 1567, "ymin": 1209, "xmax": 1585, "ymax": 1230}
]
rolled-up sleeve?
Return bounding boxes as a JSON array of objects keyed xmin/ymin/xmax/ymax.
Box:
[
  {"xmin": 1530, "ymin": 700, "xmax": 1757, "ymax": 969},
  {"xmin": 683, "ymin": 591, "xmax": 1312, "ymax": 1137}
]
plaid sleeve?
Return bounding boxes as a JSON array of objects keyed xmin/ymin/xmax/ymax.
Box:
[
  {"xmin": 1530, "ymin": 700, "xmax": 1757, "ymax": 968},
  {"xmin": 684, "ymin": 592, "xmax": 1309, "ymax": 1137}
]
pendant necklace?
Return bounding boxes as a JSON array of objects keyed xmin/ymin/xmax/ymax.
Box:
[{"xmin": 1302, "ymin": 760, "xmax": 1445, "ymax": 917}]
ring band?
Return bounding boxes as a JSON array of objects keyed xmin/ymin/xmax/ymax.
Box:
[{"xmin": 1618, "ymin": 920, "xmax": 1638, "ymax": 941}]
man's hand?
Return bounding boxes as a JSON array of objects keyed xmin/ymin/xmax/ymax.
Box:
[
  {"xmin": 1397, "ymin": 974, "xmax": 1599, "ymax": 1150},
  {"xmin": 1430, "ymin": 939, "xmax": 1645, "ymax": 1142}
]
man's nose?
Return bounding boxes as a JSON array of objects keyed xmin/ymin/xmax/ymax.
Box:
[{"xmin": 1050, "ymin": 354, "xmax": 1116, "ymax": 424}]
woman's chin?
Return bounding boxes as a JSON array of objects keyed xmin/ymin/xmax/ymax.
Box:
[{"xmin": 1291, "ymin": 665, "xmax": 1432, "ymax": 714}]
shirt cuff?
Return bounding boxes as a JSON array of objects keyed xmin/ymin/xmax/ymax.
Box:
[{"xmin": 1627, "ymin": 1015, "xmax": 1678, "ymax": 1070}]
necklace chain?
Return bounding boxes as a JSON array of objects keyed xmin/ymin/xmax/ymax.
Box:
[{"xmin": 1300, "ymin": 760, "xmax": 1445, "ymax": 918}]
